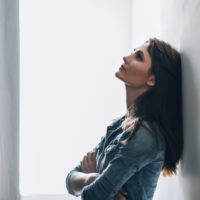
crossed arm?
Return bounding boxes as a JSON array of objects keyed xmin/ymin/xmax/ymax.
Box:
[
  {"xmin": 68, "ymin": 148, "xmax": 127, "ymax": 200},
  {"xmin": 66, "ymin": 126, "xmax": 156, "ymax": 200}
]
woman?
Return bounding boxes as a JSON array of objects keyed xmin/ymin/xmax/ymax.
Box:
[{"xmin": 66, "ymin": 38, "xmax": 183, "ymax": 200}]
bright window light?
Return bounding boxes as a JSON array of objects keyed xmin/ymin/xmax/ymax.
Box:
[{"xmin": 19, "ymin": 0, "xmax": 132, "ymax": 196}]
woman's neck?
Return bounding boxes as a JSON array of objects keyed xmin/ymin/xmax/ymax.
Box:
[{"xmin": 125, "ymin": 84, "xmax": 148, "ymax": 113}]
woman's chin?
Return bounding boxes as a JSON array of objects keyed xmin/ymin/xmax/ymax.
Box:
[{"xmin": 115, "ymin": 71, "xmax": 124, "ymax": 82}]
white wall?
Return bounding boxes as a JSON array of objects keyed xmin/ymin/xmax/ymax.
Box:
[
  {"xmin": 158, "ymin": 0, "xmax": 200, "ymax": 199},
  {"xmin": 0, "ymin": 0, "xmax": 20, "ymax": 199},
  {"xmin": 20, "ymin": 0, "xmax": 132, "ymax": 198},
  {"xmin": 131, "ymin": 0, "xmax": 161, "ymax": 47}
]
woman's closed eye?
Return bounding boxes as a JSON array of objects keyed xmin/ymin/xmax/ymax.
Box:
[{"xmin": 132, "ymin": 51, "xmax": 144, "ymax": 61}]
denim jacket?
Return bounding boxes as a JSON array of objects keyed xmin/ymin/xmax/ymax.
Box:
[{"xmin": 66, "ymin": 115, "xmax": 166, "ymax": 200}]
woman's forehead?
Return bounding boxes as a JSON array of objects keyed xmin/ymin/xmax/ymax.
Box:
[{"xmin": 134, "ymin": 41, "xmax": 149, "ymax": 51}]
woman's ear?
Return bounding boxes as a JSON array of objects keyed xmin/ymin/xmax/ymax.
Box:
[{"xmin": 146, "ymin": 74, "xmax": 155, "ymax": 87}]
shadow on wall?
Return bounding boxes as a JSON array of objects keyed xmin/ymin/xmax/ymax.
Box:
[
  {"xmin": 180, "ymin": 2, "xmax": 200, "ymax": 199},
  {"xmin": 180, "ymin": 49, "xmax": 200, "ymax": 200}
]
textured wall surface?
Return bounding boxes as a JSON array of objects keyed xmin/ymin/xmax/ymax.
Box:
[
  {"xmin": 0, "ymin": 0, "xmax": 20, "ymax": 199},
  {"xmin": 160, "ymin": 0, "xmax": 200, "ymax": 199}
]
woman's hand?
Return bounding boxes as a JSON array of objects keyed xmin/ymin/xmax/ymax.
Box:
[
  {"xmin": 70, "ymin": 172, "xmax": 100, "ymax": 195},
  {"xmin": 114, "ymin": 189, "xmax": 127, "ymax": 200},
  {"xmin": 80, "ymin": 148, "xmax": 97, "ymax": 173},
  {"xmin": 84, "ymin": 172, "xmax": 100, "ymax": 185}
]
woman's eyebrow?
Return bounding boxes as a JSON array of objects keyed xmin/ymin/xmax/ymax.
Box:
[
  {"xmin": 133, "ymin": 48, "xmax": 145, "ymax": 60},
  {"xmin": 138, "ymin": 50, "xmax": 144, "ymax": 55},
  {"xmin": 134, "ymin": 49, "xmax": 145, "ymax": 60}
]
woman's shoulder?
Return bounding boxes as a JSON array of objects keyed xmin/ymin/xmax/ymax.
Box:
[
  {"xmin": 110, "ymin": 114, "xmax": 126, "ymax": 124},
  {"xmin": 129, "ymin": 121, "xmax": 157, "ymax": 145},
  {"xmin": 106, "ymin": 114, "xmax": 126, "ymax": 130},
  {"xmin": 139, "ymin": 119, "xmax": 166, "ymax": 150},
  {"xmin": 122, "ymin": 120, "xmax": 166, "ymax": 162}
]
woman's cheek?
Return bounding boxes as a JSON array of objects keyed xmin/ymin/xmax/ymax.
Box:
[{"xmin": 130, "ymin": 71, "xmax": 148, "ymax": 86}]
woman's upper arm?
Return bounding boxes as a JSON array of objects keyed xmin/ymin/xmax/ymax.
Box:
[{"xmin": 81, "ymin": 126, "xmax": 157, "ymax": 200}]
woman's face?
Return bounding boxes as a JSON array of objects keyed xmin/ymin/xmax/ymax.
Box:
[{"xmin": 115, "ymin": 41, "xmax": 155, "ymax": 89}]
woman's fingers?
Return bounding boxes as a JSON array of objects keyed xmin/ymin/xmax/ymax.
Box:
[
  {"xmin": 115, "ymin": 189, "xmax": 127, "ymax": 200},
  {"xmin": 86, "ymin": 151, "xmax": 96, "ymax": 163},
  {"xmin": 86, "ymin": 152, "xmax": 92, "ymax": 163},
  {"xmin": 80, "ymin": 149, "xmax": 97, "ymax": 173},
  {"xmin": 91, "ymin": 150, "xmax": 96, "ymax": 161},
  {"xmin": 115, "ymin": 193, "xmax": 126, "ymax": 200},
  {"xmin": 85, "ymin": 172, "xmax": 100, "ymax": 185},
  {"xmin": 81, "ymin": 151, "xmax": 95, "ymax": 164}
]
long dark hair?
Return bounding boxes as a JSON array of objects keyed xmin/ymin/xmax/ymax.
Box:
[{"xmin": 121, "ymin": 37, "xmax": 183, "ymax": 176}]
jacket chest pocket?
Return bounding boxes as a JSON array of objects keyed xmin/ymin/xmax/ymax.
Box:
[
  {"xmin": 99, "ymin": 143, "xmax": 120, "ymax": 172},
  {"xmin": 105, "ymin": 143, "xmax": 119, "ymax": 155}
]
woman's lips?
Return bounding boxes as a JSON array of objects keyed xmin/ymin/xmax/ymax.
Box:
[{"xmin": 120, "ymin": 64, "xmax": 126, "ymax": 72}]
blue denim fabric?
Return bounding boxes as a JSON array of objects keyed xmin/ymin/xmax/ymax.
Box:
[{"xmin": 66, "ymin": 115, "xmax": 166, "ymax": 200}]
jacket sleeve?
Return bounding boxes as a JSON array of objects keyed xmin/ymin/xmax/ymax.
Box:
[
  {"xmin": 81, "ymin": 126, "xmax": 157, "ymax": 200},
  {"xmin": 66, "ymin": 164, "xmax": 82, "ymax": 196}
]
